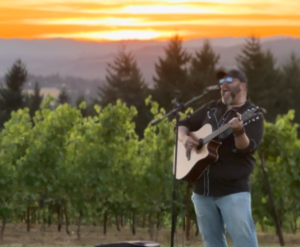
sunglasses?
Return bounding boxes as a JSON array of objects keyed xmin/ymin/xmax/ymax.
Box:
[{"xmin": 219, "ymin": 77, "xmax": 234, "ymax": 84}]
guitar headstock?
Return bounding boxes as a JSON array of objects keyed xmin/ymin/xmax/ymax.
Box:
[{"xmin": 241, "ymin": 107, "xmax": 263, "ymax": 124}]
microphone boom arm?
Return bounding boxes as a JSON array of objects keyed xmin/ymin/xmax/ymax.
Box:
[{"xmin": 150, "ymin": 85, "xmax": 219, "ymax": 126}]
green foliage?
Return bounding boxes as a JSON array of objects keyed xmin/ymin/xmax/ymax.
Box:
[
  {"xmin": 135, "ymin": 98, "xmax": 174, "ymax": 214},
  {"xmin": 65, "ymin": 100, "xmax": 139, "ymax": 215},
  {"xmin": 0, "ymin": 108, "xmax": 32, "ymax": 217},
  {"xmin": 75, "ymin": 94, "xmax": 89, "ymax": 117},
  {"xmin": 18, "ymin": 98, "xmax": 81, "ymax": 202},
  {"xmin": 251, "ymin": 110, "xmax": 300, "ymax": 232}
]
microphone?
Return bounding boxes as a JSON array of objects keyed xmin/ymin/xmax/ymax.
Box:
[{"xmin": 206, "ymin": 85, "xmax": 220, "ymax": 91}]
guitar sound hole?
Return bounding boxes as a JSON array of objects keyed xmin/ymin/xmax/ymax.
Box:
[
  {"xmin": 196, "ymin": 139, "xmax": 204, "ymax": 151},
  {"xmin": 196, "ymin": 144, "xmax": 203, "ymax": 151}
]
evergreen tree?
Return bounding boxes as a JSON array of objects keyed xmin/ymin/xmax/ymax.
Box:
[
  {"xmin": 98, "ymin": 46, "xmax": 150, "ymax": 138},
  {"xmin": 281, "ymin": 53, "xmax": 300, "ymax": 124},
  {"xmin": 75, "ymin": 94, "xmax": 85, "ymax": 107},
  {"xmin": 0, "ymin": 59, "xmax": 28, "ymax": 127},
  {"xmin": 236, "ymin": 36, "xmax": 282, "ymax": 121},
  {"xmin": 190, "ymin": 40, "xmax": 220, "ymax": 88},
  {"xmin": 152, "ymin": 34, "xmax": 191, "ymax": 111},
  {"xmin": 29, "ymin": 82, "xmax": 44, "ymax": 118},
  {"xmin": 57, "ymin": 86, "xmax": 71, "ymax": 104},
  {"xmin": 188, "ymin": 39, "xmax": 220, "ymax": 106}
]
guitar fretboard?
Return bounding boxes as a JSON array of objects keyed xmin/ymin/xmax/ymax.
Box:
[
  {"xmin": 199, "ymin": 108, "xmax": 260, "ymax": 145},
  {"xmin": 202, "ymin": 122, "xmax": 231, "ymax": 144}
]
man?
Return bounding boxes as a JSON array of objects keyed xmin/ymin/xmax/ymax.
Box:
[{"xmin": 177, "ymin": 69, "xmax": 264, "ymax": 247}]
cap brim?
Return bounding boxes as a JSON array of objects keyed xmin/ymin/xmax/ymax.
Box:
[{"xmin": 216, "ymin": 71, "xmax": 228, "ymax": 80}]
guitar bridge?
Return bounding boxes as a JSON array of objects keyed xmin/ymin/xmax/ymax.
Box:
[{"xmin": 186, "ymin": 150, "xmax": 191, "ymax": 161}]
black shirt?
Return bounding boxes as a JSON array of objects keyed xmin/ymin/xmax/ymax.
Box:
[{"xmin": 177, "ymin": 100, "xmax": 264, "ymax": 197}]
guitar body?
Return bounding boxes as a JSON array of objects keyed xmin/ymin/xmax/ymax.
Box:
[{"xmin": 173, "ymin": 124, "xmax": 221, "ymax": 183}]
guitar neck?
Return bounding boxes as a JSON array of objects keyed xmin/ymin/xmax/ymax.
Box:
[{"xmin": 202, "ymin": 122, "xmax": 231, "ymax": 144}]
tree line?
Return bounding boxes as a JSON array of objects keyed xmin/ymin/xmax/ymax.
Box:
[{"xmin": 1, "ymin": 35, "xmax": 300, "ymax": 137}]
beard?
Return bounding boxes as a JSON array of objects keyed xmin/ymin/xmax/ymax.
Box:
[{"xmin": 222, "ymin": 84, "xmax": 241, "ymax": 105}]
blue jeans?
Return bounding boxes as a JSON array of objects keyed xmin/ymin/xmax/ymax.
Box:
[{"xmin": 192, "ymin": 192, "xmax": 258, "ymax": 247}]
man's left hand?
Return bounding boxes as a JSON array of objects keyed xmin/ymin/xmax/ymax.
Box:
[{"xmin": 229, "ymin": 112, "xmax": 243, "ymax": 131}]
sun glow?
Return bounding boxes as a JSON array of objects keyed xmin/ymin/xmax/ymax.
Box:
[
  {"xmin": 24, "ymin": 17, "xmax": 143, "ymax": 26},
  {"xmin": 40, "ymin": 30, "xmax": 173, "ymax": 41},
  {"xmin": 122, "ymin": 4, "xmax": 220, "ymax": 14}
]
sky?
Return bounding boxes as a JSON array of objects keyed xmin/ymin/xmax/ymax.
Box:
[{"xmin": 1, "ymin": 0, "xmax": 300, "ymax": 41}]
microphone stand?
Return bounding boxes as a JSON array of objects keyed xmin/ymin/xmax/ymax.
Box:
[{"xmin": 150, "ymin": 87, "xmax": 215, "ymax": 247}]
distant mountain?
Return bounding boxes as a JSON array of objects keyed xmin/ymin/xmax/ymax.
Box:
[{"xmin": 0, "ymin": 36, "xmax": 299, "ymax": 91}]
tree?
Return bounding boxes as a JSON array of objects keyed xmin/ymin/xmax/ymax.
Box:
[
  {"xmin": 28, "ymin": 82, "xmax": 44, "ymax": 118},
  {"xmin": 188, "ymin": 39, "xmax": 220, "ymax": 107},
  {"xmin": 152, "ymin": 34, "xmax": 191, "ymax": 111},
  {"xmin": 236, "ymin": 36, "xmax": 283, "ymax": 121},
  {"xmin": 57, "ymin": 86, "xmax": 71, "ymax": 105},
  {"xmin": 280, "ymin": 53, "xmax": 300, "ymax": 126},
  {"xmin": 98, "ymin": 46, "xmax": 151, "ymax": 138},
  {"xmin": 189, "ymin": 40, "xmax": 219, "ymax": 89},
  {"xmin": 0, "ymin": 59, "xmax": 28, "ymax": 127}
]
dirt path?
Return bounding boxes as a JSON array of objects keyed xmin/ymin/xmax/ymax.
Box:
[{"xmin": 1, "ymin": 224, "xmax": 300, "ymax": 246}]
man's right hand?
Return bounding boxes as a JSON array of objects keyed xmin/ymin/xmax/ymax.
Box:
[{"xmin": 181, "ymin": 135, "xmax": 199, "ymax": 150}]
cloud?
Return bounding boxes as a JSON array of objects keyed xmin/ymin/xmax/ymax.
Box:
[
  {"xmin": 1, "ymin": 0, "xmax": 300, "ymax": 15},
  {"xmin": 22, "ymin": 15, "xmax": 300, "ymax": 27}
]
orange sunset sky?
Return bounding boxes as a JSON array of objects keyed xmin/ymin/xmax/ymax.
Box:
[{"xmin": 1, "ymin": 0, "xmax": 300, "ymax": 41}]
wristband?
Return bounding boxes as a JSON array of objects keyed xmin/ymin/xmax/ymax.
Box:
[{"xmin": 233, "ymin": 127, "xmax": 245, "ymax": 137}]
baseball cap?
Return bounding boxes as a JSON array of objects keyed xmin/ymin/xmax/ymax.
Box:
[{"xmin": 216, "ymin": 69, "xmax": 248, "ymax": 83}]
